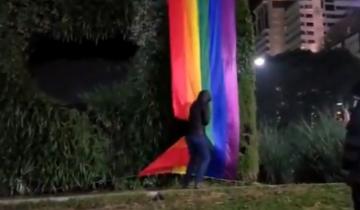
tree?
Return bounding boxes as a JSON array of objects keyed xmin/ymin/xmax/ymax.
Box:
[{"xmin": 237, "ymin": 0, "xmax": 259, "ymax": 182}]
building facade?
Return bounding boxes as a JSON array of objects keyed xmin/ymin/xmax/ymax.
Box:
[
  {"xmin": 323, "ymin": 0, "xmax": 360, "ymax": 31},
  {"xmin": 254, "ymin": 0, "xmax": 292, "ymax": 56},
  {"xmin": 254, "ymin": 1, "xmax": 271, "ymax": 55},
  {"xmin": 254, "ymin": 0, "xmax": 360, "ymax": 56},
  {"xmin": 285, "ymin": 0, "xmax": 325, "ymax": 52}
]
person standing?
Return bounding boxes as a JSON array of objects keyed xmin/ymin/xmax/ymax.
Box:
[
  {"xmin": 182, "ymin": 90, "xmax": 212, "ymax": 189},
  {"xmin": 342, "ymin": 83, "xmax": 360, "ymax": 210}
]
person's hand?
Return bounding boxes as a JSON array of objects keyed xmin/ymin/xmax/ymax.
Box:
[{"xmin": 343, "ymin": 108, "xmax": 350, "ymax": 125}]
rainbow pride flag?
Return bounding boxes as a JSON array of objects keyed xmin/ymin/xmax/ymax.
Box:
[{"xmin": 139, "ymin": 0, "xmax": 239, "ymax": 179}]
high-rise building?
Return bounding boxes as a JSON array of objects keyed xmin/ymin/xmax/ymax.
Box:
[
  {"xmin": 254, "ymin": 0, "xmax": 293, "ymax": 56},
  {"xmin": 254, "ymin": 0, "xmax": 360, "ymax": 56},
  {"xmin": 285, "ymin": 0, "xmax": 325, "ymax": 53},
  {"xmin": 254, "ymin": 1, "xmax": 271, "ymax": 55},
  {"xmin": 323, "ymin": 0, "xmax": 360, "ymax": 31}
]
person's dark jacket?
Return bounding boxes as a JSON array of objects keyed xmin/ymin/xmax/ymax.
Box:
[
  {"xmin": 343, "ymin": 104, "xmax": 360, "ymax": 184},
  {"xmin": 187, "ymin": 90, "xmax": 211, "ymax": 136}
]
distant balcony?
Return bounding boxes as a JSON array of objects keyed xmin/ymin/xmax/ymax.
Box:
[{"xmin": 256, "ymin": 29, "xmax": 270, "ymax": 41}]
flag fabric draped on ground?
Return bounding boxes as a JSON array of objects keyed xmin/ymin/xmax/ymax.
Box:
[{"xmin": 139, "ymin": 0, "xmax": 239, "ymax": 179}]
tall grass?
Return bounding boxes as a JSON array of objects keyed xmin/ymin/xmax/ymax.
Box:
[
  {"xmin": 259, "ymin": 125, "xmax": 297, "ymax": 184},
  {"xmin": 259, "ymin": 111, "xmax": 346, "ymax": 184}
]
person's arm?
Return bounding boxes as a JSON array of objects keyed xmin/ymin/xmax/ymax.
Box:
[{"xmin": 201, "ymin": 103, "xmax": 210, "ymax": 125}]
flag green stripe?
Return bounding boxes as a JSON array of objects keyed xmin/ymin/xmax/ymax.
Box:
[
  {"xmin": 198, "ymin": 0, "xmax": 210, "ymax": 90},
  {"xmin": 198, "ymin": 0, "xmax": 213, "ymax": 142}
]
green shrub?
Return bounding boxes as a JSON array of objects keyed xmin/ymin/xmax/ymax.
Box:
[
  {"xmin": 259, "ymin": 124, "xmax": 296, "ymax": 184},
  {"xmin": 82, "ymin": 81, "xmax": 166, "ymax": 187},
  {"xmin": 0, "ymin": 0, "xmax": 170, "ymax": 195},
  {"xmin": 292, "ymin": 112, "xmax": 346, "ymax": 182},
  {"xmin": 259, "ymin": 111, "xmax": 346, "ymax": 184},
  {"xmin": 0, "ymin": 100, "xmax": 108, "ymax": 195},
  {"xmin": 80, "ymin": 1, "xmax": 171, "ymax": 188}
]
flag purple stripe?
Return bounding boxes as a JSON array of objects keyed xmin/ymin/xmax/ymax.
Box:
[{"xmin": 221, "ymin": 0, "xmax": 240, "ymax": 179}]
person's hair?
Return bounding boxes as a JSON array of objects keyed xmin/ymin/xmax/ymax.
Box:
[{"xmin": 198, "ymin": 90, "xmax": 211, "ymax": 102}]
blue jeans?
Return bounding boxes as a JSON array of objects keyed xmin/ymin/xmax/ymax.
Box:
[{"xmin": 183, "ymin": 134, "xmax": 211, "ymax": 186}]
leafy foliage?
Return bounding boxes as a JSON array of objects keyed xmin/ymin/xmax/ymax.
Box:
[
  {"xmin": 0, "ymin": 29, "xmax": 108, "ymax": 195},
  {"xmin": 0, "ymin": 98, "xmax": 108, "ymax": 195},
  {"xmin": 81, "ymin": 0, "xmax": 172, "ymax": 189},
  {"xmin": 0, "ymin": 0, "xmax": 171, "ymax": 195},
  {"xmin": 82, "ymin": 61, "xmax": 171, "ymax": 188},
  {"xmin": 2, "ymin": 0, "xmax": 133, "ymax": 43}
]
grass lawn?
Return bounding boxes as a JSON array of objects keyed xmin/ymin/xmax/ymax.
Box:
[{"xmin": 0, "ymin": 183, "xmax": 353, "ymax": 210}]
